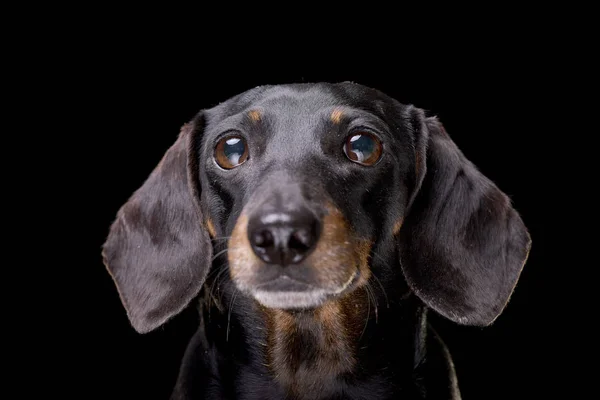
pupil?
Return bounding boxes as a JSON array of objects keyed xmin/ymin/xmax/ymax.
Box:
[
  {"xmin": 224, "ymin": 138, "xmax": 245, "ymax": 164},
  {"xmin": 350, "ymin": 135, "xmax": 374, "ymax": 162}
]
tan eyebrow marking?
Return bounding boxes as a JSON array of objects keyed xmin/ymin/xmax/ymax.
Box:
[
  {"xmin": 330, "ymin": 108, "xmax": 344, "ymax": 124},
  {"xmin": 248, "ymin": 110, "xmax": 262, "ymax": 122}
]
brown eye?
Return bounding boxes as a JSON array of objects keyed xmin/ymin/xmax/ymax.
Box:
[
  {"xmin": 215, "ymin": 136, "xmax": 249, "ymax": 169},
  {"xmin": 343, "ymin": 132, "xmax": 382, "ymax": 166}
]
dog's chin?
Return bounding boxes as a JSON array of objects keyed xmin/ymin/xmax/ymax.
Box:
[
  {"xmin": 244, "ymin": 270, "xmax": 359, "ymax": 310},
  {"xmin": 252, "ymin": 289, "xmax": 329, "ymax": 310}
]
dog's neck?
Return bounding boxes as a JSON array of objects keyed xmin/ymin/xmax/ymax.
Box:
[
  {"xmin": 263, "ymin": 295, "xmax": 365, "ymax": 395},
  {"xmin": 205, "ymin": 281, "xmax": 427, "ymax": 398}
]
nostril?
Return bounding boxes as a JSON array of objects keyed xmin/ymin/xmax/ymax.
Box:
[
  {"xmin": 252, "ymin": 229, "xmax": 274, "ymax": 248},
  {"xmin": 289, "ymin": 229, "xmax": 313, "ymax": 251}
]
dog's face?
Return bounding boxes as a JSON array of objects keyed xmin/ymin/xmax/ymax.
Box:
[
  {"xmin": 200, "ymin": 85, "xmax": 415, "ymax": 309},
  {"xmin": 103, "ymin": 83, "xmax": 531, "ymax": 333}
]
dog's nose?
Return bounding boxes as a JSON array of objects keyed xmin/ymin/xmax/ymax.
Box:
[{"xmin": 248, "ymin": 210, "xmax": 320, "ymax": 266}]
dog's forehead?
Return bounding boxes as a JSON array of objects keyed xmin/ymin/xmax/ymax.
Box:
[{"xmin": 207, "ymin": 82, "xmax": 396, "ymax": 123}]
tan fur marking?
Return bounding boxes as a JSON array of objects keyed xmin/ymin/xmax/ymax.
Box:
[
  {"xmin": 270, "ymin": 308, "xmax": 296, "ymax": 335},
  {"xmin": 227, "ymin": 214, "xmax": 261, "ymax": 279},
  {"xmin": 330, "ymin": 108, "xmax": 344, "ymax": 124},
  {"xmin": 393, "ymin": 218, "xmax": 403, "ymax": 236},
  {"xmin": 354, "ymin": 239, "xmax": 372, "ymax": 286},
  {"xmin": 304, "ymin": 204, "xmax": 372, "ymax": 289},
  {"xmin": 264, "ymin": 300, "xmax": 359, "ymax": 396},
  {"xmin": 248, "ymin": 110, "xmax": 261, "ymax": 122},
  {"xmin": 206, "ymin": 218, "xmax": 217, "ymax": 238}
]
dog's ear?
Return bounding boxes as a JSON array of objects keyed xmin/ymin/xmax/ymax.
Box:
[
  {"xmin": 102, "ymin": 115, "xmax": 212, "ymax": 333},
  {"xmin": 399, "ymin": 112, "xmax": 531, "ymax": 326}
]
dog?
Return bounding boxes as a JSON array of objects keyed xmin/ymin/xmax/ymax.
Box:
[{"xmin": 102, "ymin": 82, "xmax": 531, "ymax": 399}]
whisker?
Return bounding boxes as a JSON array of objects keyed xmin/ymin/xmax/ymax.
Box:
[
  {"xmin": 205, "ymin": 261, "xmax": 226, "ymax": 280},
  {"xmin": 211, "ymin": 248, "xmax": 229, "ymax": 262},
  {"xmin": 369, "ymin": 251, "xmax": 391, "ymax": 308},
  {"xmin": 370, "ymin": 248, "xmax": 398, "ymax": 269},
  {"xmin": 226, "ymin": 289, "xmax": 239, "ymax": 342},
  {"xmin": 205, "ymin": 261, "xmax": 229, "ymax": 318},
  {"xmin": 371, "ymin": 274, "xmax": 390, "ymax": 308},
  {"xmin": 210, "ymin": 236, "xmax": 232, "ymax": 242},
  {"xmin": 209, "ymin": 265, "xmax": 230, "ymax": 303},
  {"xmin": 360, "ymin": 285, "xmax": 371, "ymax": 341},
  {"xmin": 370, "ymin": 250, "xmax": 391, "ymax": 267},
  {"xmin": 205, "ymin": 264, "xmax": 221, "ymax": 316},
  {"xmin": 366, "ymin": 282, "xmax": 379, "ymax": 324}
]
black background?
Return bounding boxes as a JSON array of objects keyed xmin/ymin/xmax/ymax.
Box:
[{"xmin": 52, "ymin": 19, "xmax": 579, "ymax": 400}]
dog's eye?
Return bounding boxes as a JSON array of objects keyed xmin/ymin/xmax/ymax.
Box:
[
  {"xmin": 343, "ymin": 133, "xmax": 382, "ymax": 166},
  {"xmin": 215, "ymin": 136, "xmax": 249, "ymax": 169}
]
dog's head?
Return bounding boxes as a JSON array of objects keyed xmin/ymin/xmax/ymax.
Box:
[{"xmin": 103, "ymin": 83, "xmax": 531, "ymax": 333}]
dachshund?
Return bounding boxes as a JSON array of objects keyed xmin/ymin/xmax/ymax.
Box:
[{"xmin": 102, "ymin": 82, "xmax": 531, "ymax": 399}]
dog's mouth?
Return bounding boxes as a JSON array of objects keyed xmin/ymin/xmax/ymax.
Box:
[{"xmin": 249, "ymin": 270, "xmax": 360, "ymax": 310}]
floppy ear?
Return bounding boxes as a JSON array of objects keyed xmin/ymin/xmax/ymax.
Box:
[
  {"xmin": 102, "ymin": 116, "xmax": 212, "ymax": 333},
  {"xmin": 399, "ymin": 114, "xmax": 531, "ymax": 326}
]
